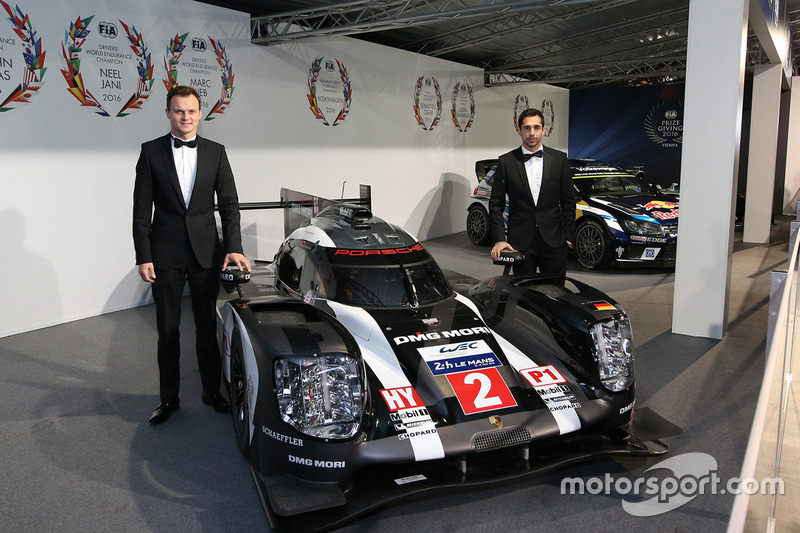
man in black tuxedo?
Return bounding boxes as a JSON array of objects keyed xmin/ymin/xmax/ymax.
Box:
[
  {"xmin": 133, "ymin": 85, "xmax": 251, "ymax": 425},
  {"xmin": 489, "ymin": 108, "xmax": 576, "ymax": 276}
]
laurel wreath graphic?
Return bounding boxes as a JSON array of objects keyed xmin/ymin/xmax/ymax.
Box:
[
  {"xmin": 412, "ymin": 75, "xmax": 442, "ymax": 131},
  {"xmin": 118, "ymin": 20, "xmax": 153, "ymax": 117},
  {"xmin": 60, "ymin": 15, "xmax": 107, "ymax": 115},
  {"xmin": 541, "ymin": 98, "xmax": 554, "ymax": 136},
  {"xmin": 451, "ymin": 81, "xmax": 475, "ymax": 132},
  {"xmin": 306, "ymin": 57, "xmax": 352, "ymax": 126},
  {"xmin": 60, "ymin": 16, "xmax": 152, "ymax": 117},
  {"xmin": 512, "ymin": 94, "xmax": 529, "ymax": 131},
  {"xmin": 162, "ymin": 32, "xmax": 187, "ymax": 92},
  {"xmin": 205, "ymin": 36, "xmax": 234, "ymax": 121},
  {"xmin": 0, "ymin": 0, "xmax": 46, "ymax": 112}
]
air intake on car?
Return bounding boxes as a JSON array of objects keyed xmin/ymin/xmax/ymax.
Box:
[{"xmin": 472, "ymin": 427, "xmax": 531, "ymax": 451}]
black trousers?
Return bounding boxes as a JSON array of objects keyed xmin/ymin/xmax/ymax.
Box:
[
  {"xmin": 151, "ymin": 248, "xmax": 221, "ymax": 404},
  {"xmin": 512, "ymin": 231, "xmax": 568, "ymax": 277}
]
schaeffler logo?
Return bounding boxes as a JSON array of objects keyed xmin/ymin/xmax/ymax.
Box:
[{"xmin": 561, "ymin": 452, "xmax": 784, "ymax": 516}]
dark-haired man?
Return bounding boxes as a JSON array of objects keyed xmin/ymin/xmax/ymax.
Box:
[
  {"xmin": 133, "ymin": 85, "xmax": 250, "ymax": 424},
  {"xmin": 489, "ymin": 108, "xmax": 575, "ymax": 276}
]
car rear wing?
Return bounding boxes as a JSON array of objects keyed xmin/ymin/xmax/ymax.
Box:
[
  {"xmin": 217, "ymin": 184, "xmax": 372, "ymax": 238},
  {"xmin": 475, "ymin": 159, "xmax": 498, "ymax": 184}
]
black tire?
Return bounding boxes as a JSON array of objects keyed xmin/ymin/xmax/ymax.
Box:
[
  {"xmin": 467, "ymin": 205, "xmax": 491, "ymax": 245},
  {"xmin": 575, "ymin": 219, "xmax": 612, "ymax": 270},
  {"xmin": 230, "ymin": 329, "xmax": 250, "ymax": 456}
]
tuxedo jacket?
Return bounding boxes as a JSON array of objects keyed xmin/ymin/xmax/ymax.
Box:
[
  {"xmin": 489, "ymin": 145, "xmax": 576, "ymax": 250},
  {"xmin": 133, "ymin": 133, "xmax": 243, "ymax": 270}
]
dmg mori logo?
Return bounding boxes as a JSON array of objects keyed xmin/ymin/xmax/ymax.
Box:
[
  {"xmin": 97, "ymin": 21, "xmax": 118, "ymax": 38},
  {"xmin": 192, "ymin": 37, "xmax": 207, "ymax": 52}
]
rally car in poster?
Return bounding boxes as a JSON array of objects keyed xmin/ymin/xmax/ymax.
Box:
[
  {"xmin": 467, "ymin": 159, "xmax": 680, "ymax": 270},
  {"xmin": 217, "ymin": 187, "xmax": 679, "ymax": 531}
]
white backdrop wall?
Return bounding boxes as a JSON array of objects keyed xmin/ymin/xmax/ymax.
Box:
[{"xmin": 0, "ymin": 0, "xmax": 568, "ymax": 338}]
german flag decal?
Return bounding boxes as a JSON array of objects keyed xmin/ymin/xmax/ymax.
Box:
[{"xmin": 591, "ymin": 301, "xmax": 616, "ymax": 311}]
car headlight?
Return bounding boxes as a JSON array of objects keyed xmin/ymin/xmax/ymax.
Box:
[
  {"xmin": 590, "ymin": 317, "xmax": 634, "ymax": 392},
  {"xmin": 623, "ymin": 218, "xmax": 664, "ymax": 236},
  {"xmin": 274, "ymin": 355, "xmax": 363, "ymax": 440}
]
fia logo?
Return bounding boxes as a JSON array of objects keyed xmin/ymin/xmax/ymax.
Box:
[
  {"xmin": 97, "ymin": 21, "xmax": 118, "ymax": 38},
  {"xmin": 192, "ymin": 37, "xmax": 207, "ymax": 52},
  {"xmin": 325, "ymin": 59, "xmax": 335, "ymax": 71}
]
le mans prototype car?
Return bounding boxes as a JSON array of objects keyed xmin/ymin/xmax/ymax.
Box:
[
  {"xmin": 217, "ymin": 187, "xmax": 679, "ymax": 531},
  {"xmin": 467, "ymin": 159, "xmax": 680, "ymax": 269}
]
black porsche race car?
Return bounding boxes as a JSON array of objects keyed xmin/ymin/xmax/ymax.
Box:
[
  {"xmin": 467, "ymin": 159, "xmax": 680, "ymax": 270},
  {"xmin": 217, "ymin": 187, "xmax": 679, "ymax": 531}
]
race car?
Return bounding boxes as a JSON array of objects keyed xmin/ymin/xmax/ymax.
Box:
[
  {"xmin": 217, "ymin": 187, "xmax": 679, "ymax": 531},
  {"xmin": 467, "ymin": 159, "xmax": 680, "ymax": 270}
]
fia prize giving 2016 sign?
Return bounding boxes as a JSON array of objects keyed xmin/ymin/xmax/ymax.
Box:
[
  {"xmin": 163, "ymin": 32, "xmax": 235, "ymax": 121},
  {"xmin": 0, "ymin": 0, "xmax": 46, "ymax": 113},
  {"xmin": 645, "ymin": 100, "xmax": 683, "ymax": 148},
  {"xmin": 307, "ymin": 56, "xmax": 352, "ymax": 126},
  {"xmin": 412, "ymin": 75, "xmax": 442, "ymax": 131}
]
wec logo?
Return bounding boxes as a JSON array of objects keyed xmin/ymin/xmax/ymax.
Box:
[{"xmin": 440, "ymin": 342, "xmax": 478, "ymax": 353}]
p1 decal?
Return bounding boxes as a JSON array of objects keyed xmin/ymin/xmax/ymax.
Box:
[
  {"xmin": 519, "ymin": 365, "xmax": 566, "ymax": 388},
  {"xmin": 446, "ymin": 368, "xmax": 517, "ymax": 415},
  {"xmin": 380, "ymin": 386, "xmax": 423, "ymax": 412}
]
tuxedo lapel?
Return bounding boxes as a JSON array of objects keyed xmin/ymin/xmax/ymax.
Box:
[
  {"xmin": 540, "ymin": 147, "xmax": 554, "ymax": 201},
  {"xmin": 158, "ymin": 135, "xmax": 185, "ymax": 207},
  {"xmin": 188, "ymin": 136, "xmax": 212, "ymax": 211}
]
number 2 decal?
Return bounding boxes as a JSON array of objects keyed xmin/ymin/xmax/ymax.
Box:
[
  {"xmin": 446, "ymin": 368, "xmax": 517, "ymax": 415},
  {"xmin": 465, "ymin": 372, "xmax": 502, "ymax": 408}
]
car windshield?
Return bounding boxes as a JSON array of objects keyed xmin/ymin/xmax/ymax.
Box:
[
  {"xmin": 319, "ymin": 246, "xmax": 454, "ymax": 308},
  {"xmin": 574, "ymin": 175, "xmax": 659, "ymax": 196}
]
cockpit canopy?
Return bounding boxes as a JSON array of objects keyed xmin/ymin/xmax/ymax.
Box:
[{"xmin": 275, "ymin": 204, "xmax": 454, "ymax": 308}]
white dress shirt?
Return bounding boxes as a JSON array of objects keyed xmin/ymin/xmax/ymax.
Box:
[
  {"xmin": 522, "ymin": 146, "xmax": 544, "ymax": 204},
  {"xmin": 171, "ymin": 136, "xmax": 198, "ymax": 208}
]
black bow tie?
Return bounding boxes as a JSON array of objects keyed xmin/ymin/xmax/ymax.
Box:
[
  {"xmin": 173, "ymin": 137, "xmax": 197, "ymax": 148},
  {"xmin": 522, "ymin": 150, "xmax": 543, "ymax": 161}
]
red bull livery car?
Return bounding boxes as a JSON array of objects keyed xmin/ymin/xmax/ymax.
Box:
[
  {"xmin": 467, "ymin": 159, "xmax": 679, "ymax": 269},
  {"xmin": 218, "ymin": 187, "xmax": 680, "ymax": 531}
]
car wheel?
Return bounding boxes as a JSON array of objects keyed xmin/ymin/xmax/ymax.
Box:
[
  {"xmin": 467, "ymin": 205, "xmax": 491, "ymax": 245},
  {"xmin": 575, "ymin": 219, "xmax": 612, "ymax": 270},
  {"xmin": 230, "ymin": 329, "xmax": 250, "ymax": 456}
]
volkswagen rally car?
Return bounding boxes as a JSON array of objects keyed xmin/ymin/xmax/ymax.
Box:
[
  {"xmin": 467, "ymin": 159, "xmax": 680, "ymax": 270},
  {"xmin": 217, "ymin": 187, "xmax": 679, "ymax": 531}
]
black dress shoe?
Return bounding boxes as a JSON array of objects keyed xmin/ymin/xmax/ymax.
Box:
[
  {"xmin": 149, "ymin": 400, "xmax": 180, "ymax": 424},
  {"xmin": 201, "ymin": 392, "xmax": 230, "ymax": 413}
]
